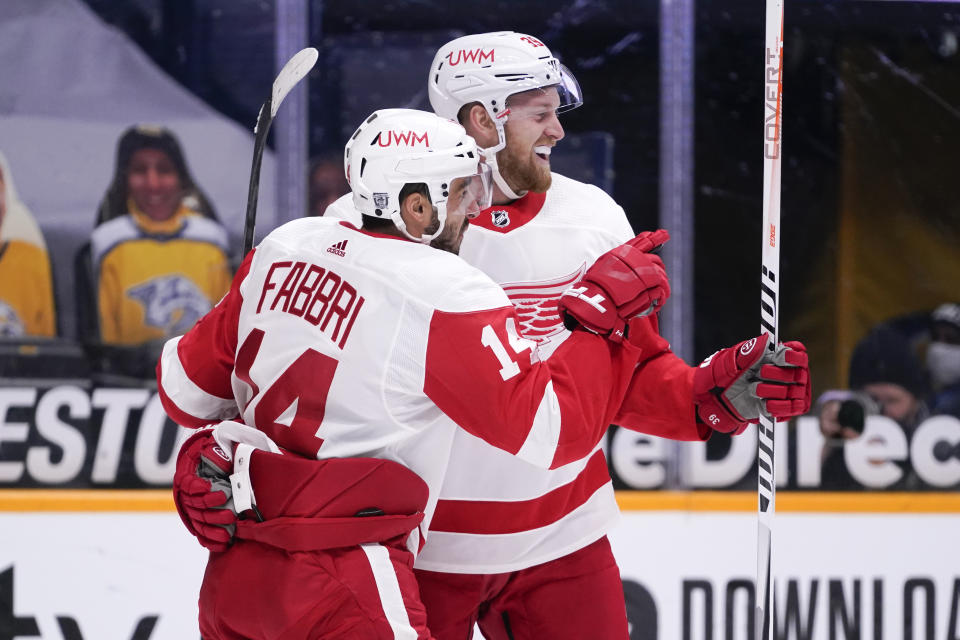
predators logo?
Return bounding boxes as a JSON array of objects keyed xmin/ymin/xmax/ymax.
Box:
[
  {"xmin": 127, "ymin": 275, "xmax": 212, "ymax": 337},
  {"xmin": 0, "ymin": 301, "xmax": 25, "ymax": 337},
  {"xmin": 501, "ymin": 263, "xmax": 587, "ymax": 345}
]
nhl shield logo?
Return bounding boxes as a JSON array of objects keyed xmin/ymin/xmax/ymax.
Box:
[
  {"xmin": 491, "ymin": 209, "xmax": 510, "ymax": 227},
  {"xmin": 373, "ymin": 192, "xmax": 389, "ymax": 209}
]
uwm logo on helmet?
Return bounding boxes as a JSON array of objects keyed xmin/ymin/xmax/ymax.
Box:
[
  {"xmin": 376, "ymin": 131, "xmax": 429, "ymax": 147},
  {"xmin": 446, "ymin": 48, "xmax": 494, "ymax": 66}
]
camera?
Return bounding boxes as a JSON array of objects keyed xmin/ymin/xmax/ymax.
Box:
[{"xmin": 816, "ymin": 390, "xmax": 881, "ymax": 439}]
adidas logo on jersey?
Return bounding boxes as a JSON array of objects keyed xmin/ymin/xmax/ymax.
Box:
[{"xmin": 327, "ymin": 240, "xmax": 347, "ymax": 257}]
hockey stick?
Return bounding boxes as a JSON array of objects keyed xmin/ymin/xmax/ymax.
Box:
[
  {"xmin": 242, "ymin": 47, "xmax": 319, "ymax": 255},
  {"xmin": 756, "ymin": 1, "xmax": 784, "ymax": 639}
]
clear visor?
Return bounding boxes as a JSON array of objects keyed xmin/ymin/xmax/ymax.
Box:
[
  {"xmin": 553, "ymin": 64, "xmax": 583, "ymax": 113},
  {"xmin": 503, "ymin": 64, "xmax": 584, "ymax": 123},
  {"xmin": 446, "ymin": 162, "xmax": 493, "ymax": 219}
]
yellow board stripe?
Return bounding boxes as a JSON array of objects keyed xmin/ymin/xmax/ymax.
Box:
[
  {"xmin": 0, "ymin": 490, "xmax": 174, "ymax": 512},
  {"xmin": 615, "ymin": 491, "xmax": 960, "ymax": 513},
  {"xmin": 0, "ymin": 490, "xmax": 958, "ymax": 513}
]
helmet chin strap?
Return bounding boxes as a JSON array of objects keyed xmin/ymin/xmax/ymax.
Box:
[
  {"xmin": 482, "ymin": 119, "xmax": 527, "ymax": 202},
  {"xmin": 483, "ymin": 150, "xmax": 526, "ymax": 201}
]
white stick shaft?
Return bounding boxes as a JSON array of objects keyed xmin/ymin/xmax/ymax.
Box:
[{"xmin": 757, "ymin": 1, "xmax": 784, "ymax": 638}]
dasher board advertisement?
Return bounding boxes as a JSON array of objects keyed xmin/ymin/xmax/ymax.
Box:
[{"xmin": 1, "ymin": 497, "xmax": 957, "ymax": 639}]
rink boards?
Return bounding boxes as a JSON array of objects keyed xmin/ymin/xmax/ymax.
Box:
[{"xmin": 1, "ymin": 491, "xmax": 957, "ymax": 639}]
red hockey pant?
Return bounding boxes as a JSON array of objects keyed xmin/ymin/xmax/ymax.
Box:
[
  {"xmin": 199, "ymin": 538, "xmax": 433, "ymax": 639},
  {"xmin": 415, "ymin": 536, "xmax": 628, "ymax": 640}
]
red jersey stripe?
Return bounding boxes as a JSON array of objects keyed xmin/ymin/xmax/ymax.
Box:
[
  {"xmin": 428, "ymin": 449, "xmax": 610, "ymax": 534},
  {"xmin": 156, "ymin": 380, "xmax": 222, "ymax": 429}
]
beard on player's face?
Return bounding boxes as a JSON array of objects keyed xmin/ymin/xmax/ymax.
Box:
[
  {"xmin": 421, "ymin": 205, "xmax": 463, "ymax": 255},
  {"xmin": 496, "ymin": 132, "xmax": 553, "ymax": 194},
  {"xmin": 429, "ymin": 210, "xmax": 469, "ymax": 255}
]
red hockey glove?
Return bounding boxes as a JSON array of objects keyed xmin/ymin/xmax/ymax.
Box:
[
  {"xmin": 693, "ymin": 335, "xmax": 811, "ymax": 435},
  {"xmin": 173, "ymin": 428, "xmax": 237, "ymax": 552},
  {"xmin": 558, "ymin": 229, "xmax": 671, "ymax": 343},
  {"xmin": 626, "ymin": 229, "xmax": 671, "ymax": 253}
]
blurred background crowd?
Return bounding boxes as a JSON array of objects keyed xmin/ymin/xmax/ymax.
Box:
[{"xmin": 1, "ymin": 0, "xmax": 958, "ymax": 490}]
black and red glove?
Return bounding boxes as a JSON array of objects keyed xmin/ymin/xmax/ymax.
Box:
[
  {"xmin": 693, "ymin": 334, "xmax": 811, "ymax": 435},
  {"xmin": 558, "ymin": 229, "xmax": 671, "ymax": 343},
  {"xmin": 173, "ymin": 428, "xmax": 237, "ymax": 552}
]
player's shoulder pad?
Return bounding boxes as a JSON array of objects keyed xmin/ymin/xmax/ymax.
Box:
[
  {"xmin": 548, "ymin": 172, "xmax": 621, "ymax": 212},
  {"xmin": 261, "ymin": 215, "xmax": 341, "ymax": 246},
  {"xmin": 322, "ymin": 193, "xmax": 362, "ymax": 225},
  {"xmin": 243, "ymin": 216, "xmax": 349, "ymax": 295},
  {"xmin": 398, "ymin": 249, "xmax": 510, "ymax": 313},
  {"xmin": 547, "ymin": 172, "xmax": 632, "ymax": 238}
]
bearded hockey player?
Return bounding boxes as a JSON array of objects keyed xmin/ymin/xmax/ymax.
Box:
[
  {"xmin": 417, "ymin": 32, "xmax": 811, "ymax": 639},
  {"xmin": 157, "ymin": 108, "xmax": 677, "ymax": 639}
]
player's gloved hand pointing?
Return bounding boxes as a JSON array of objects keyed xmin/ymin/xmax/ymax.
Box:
[
  {"xmin": 693, "ymin": 334, "xmax": 811, "ymax": 435},
  {"xmin": 173, "ymin": 428, "xmax": 237, "ymax": 552},
  {"xmin": 558, "ymin": 229, "xmax": 671, "ymax": 343}
]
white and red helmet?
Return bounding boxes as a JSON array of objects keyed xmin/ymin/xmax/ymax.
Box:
[
  {"xmin": 428, "ymin": 31, "xmax": 582, "ymax": 196},
  {"xmin": 344, "ymin": 108, "xmax": 492, "ymax": 243}
]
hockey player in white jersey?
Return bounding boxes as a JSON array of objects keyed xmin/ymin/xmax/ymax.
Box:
[
  {"xmin": 169, "ymin": 34, "xmax": 812, "ymax": 639},
  {"xmin": 412, "ymin": 32, "xmax": 811, "ymax": 639},
  {"xmin": 157, "ymin": 108, "xmax": 676, "ymax": 639},
  {"xmin": 285, "ymin": 33, "xmax": 810, "ymax": 639}
]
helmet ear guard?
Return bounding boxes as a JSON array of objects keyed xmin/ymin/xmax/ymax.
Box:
[{"xmin": 343, "ymin": 109, "xmax": 492, "ymax": 244}]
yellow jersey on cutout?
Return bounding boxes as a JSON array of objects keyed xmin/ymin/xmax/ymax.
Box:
[
  {"xmin": 91, "ymin": 204, "xmax": 231, "ymax": 345},
  {"xmin": 0, "ymin": 239, "xmax": 56, "ymax": 337}
]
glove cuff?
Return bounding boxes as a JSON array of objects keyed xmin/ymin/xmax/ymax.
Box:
[{"xmin": 693, "ymin": 385, "xmax": 750, "ymax": 435}]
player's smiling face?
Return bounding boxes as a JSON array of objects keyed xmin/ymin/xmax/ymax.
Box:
[{"xmin": 497, "ymin": 87, "xmax": 565, "ymax": 195}]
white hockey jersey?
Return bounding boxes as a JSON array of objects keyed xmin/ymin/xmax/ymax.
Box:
[
  {"xmin": 419, "ymin": 175, "xmax": 638, "ymax": 572},
  {"xmin": 157, "ymin": 215, "xmax": 646, "ymax": 544},
  {"xmin": 326, "ymin": 174, "xmax": 643, "ymax": 572}
]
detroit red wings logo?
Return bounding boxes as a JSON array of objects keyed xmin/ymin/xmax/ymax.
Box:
[{"xmin": 501, "ymin": 263, "xmax": 587, "ymax": 344}]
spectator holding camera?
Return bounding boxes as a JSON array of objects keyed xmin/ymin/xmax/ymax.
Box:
[
  {"xmin": 819, "ymin": 325, "xmax": 930, "ymax": 488},
  {"xmin": 927, "ymin": 303, "xmax": 960, "ymax": 419},
  {"xmin": 848, "ymin": 325, "xmax": 930, "ymax": 431},
  {"xmin": 90, "ymin": 125, "xmax": 230, "ymax": 346}
]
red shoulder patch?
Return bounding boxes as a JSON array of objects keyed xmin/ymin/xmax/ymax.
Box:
[{"xmin": 470, "ymin": 191, "xmax": 547, "ymax": 234}]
